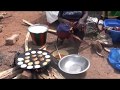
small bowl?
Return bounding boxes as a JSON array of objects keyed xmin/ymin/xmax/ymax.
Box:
[
  {"xmin": 58, "ymin": 54, "xmax": 90, "ymax": 74},
  {"xmin": 52, "ymin": 50, "xmax": 69, "ymax": 60}
]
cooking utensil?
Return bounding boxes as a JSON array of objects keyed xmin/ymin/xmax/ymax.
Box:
[
  {"xmin": 52, "ymin": 50, "xmax": 69, "ymax": 60},
  {"xmin": 58, "ymin": 54, "xmax": 90, "ymax": 74},
  {"xmin": 28, "ymin": 24, "xmax": 48, "ymax": 46},
  {"xmin": 54, "ymin": 44, "xmax": 62, "ymax": 59},
  {"xmin": 22, "ymin": 19, "xmax": 57, "ymax": 33},
  {"xmin": 15, "ymin": 49, "xmax": 52, "ymax": 70}
]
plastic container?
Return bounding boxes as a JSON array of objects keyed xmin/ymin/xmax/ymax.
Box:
[
  {"xmin": 28, "ymin": 24, "xmax": 48, "ymax": 46},
  {"xmin": 104, "ymin": 19, "xmax": 120, "ymax": 27},
  {"xmin": 108, "ymin": 48, "xmax": 120, "ymax": 71},
  {"xmin": 104, "ymin": 19, "xmax": 120, "ymax": 43}
]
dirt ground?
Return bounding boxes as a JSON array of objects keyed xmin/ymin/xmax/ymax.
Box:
[{"xmin": 0, "ymin": 11, "xmax": 120, "ymax": 79}]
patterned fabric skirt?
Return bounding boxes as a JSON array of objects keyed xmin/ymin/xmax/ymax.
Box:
[{"xmin": 57, "ymin": 23, "xmax": 85, "ymax": 40}]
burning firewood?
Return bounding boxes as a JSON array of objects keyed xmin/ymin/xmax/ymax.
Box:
[
  {"xmin": 12, "ymin": 74, "xmax": 22, "ymax": 79},
  {"xmin": 37, "ymin": 67, "xmax": 65, "ymax": 79},
  {"xmin": 0, "ymin": 67, "xmax": 23, "ymax": 79},
  {"xmin": 21, "ymin": 70, "xmax": 32, "ymax": 79},
  {"xmin": 50, "ymin": 67, "xmax": 64, "ymax": 79}
]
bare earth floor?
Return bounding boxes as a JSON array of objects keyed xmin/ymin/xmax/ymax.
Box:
[{"xmin": 0, "ymin": 11, "xmax": 120, "ymax": 79}]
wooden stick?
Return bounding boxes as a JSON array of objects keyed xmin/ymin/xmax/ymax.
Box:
[
  {"xmin": 96, "ymin": 51, "xmax": 104, "ymax": 57},
  {"xmin": 55, "ymin": 44, "xmax": 62, "ymax": 59},
  {"xmin": 38, "ymin": 75, "xmax": 44, "ymax": 79},
  {"xmin": 51, "ymin": 67, "xmax": 64, "ymax": 79},
  {"xmin": 23, "ymin": 19, "xmax": 32, "ymax": 51},
  {"xmin": 39, "ymin": 74, "xmax": 49, "ymax": 79},
  {"xmin": 72, "ymin": 34, "xmax": 90, "ymax": 46},
  {"xmin": 21, "ymin": 70, "xmax": 32, "ymax": 79},
  {"xmin": 25, "ymin": 32, "xmax": 30, "ymax": 51},
  {"xmin": 38, "ymin": 70, "xmax": 54, "ymax": 79},
  {"xmin": 48, "ymin": 29, "xmax": 57, "ymax": 33},
  {"xmin": 72, "ymin": 34, "xmax": 82, "ymax": 42},
  {"xmin": 104, "ymin": 47, "xmax": 110, "ymax": 53},
  {"xmin": 22, "ymin": 19, "xmax": 34, "ymax": 26},
  {"xmin": 22, "ymin": 19, "xmax": 57, "ymax": 34},
  {"xmin": 47, "ymin": 70, "xmax": 56, "ymax": 79},
  {"xmin": 38, "ymin": 68, "xmax": 64, "ymax": 79},
  {"xmin": 0, "ymin": 67, "xmax": 23, "ymax": 79},
  {"xmin": 12, "ymin": 74, "xmax": 22, "ymax": 79}
]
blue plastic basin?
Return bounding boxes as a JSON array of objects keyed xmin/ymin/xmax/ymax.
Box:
[{"xmin": 104, "ymin": 19, "xmax": 120, "ymax": 43}]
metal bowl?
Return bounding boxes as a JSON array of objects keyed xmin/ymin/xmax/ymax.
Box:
[{"xmin": 58, "ymin": 54, "xmax": 90, "ymax": 74}]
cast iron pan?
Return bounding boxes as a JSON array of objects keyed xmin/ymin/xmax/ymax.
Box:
[{"xmin": 15, "ymin": 49, "xmax": 52, "ymax": 70}]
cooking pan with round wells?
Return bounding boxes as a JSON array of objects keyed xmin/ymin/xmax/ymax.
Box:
[{"xmin": 15, "ymin": 48, "xmax": 56, "ymax": 70}]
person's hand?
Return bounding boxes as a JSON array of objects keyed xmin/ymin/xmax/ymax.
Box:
[
  {"xmin": 68, "ymin": 21, "xmax": 75, "ymax": 27},
  {"xmin": 77, "ymin": 19, "xmax": 86, "ymax": 31}
]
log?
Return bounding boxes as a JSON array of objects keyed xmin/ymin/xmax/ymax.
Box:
[
  {"xmin": 38, "ymin": 74, "xmax": 55, "ymax": 79},
  {"xmin": 47, "ymin": 70, "xmax": 56, "ymax": 79},
  {"xmin": 37, "ymin": 70, "xmax": 52, "ymax": 79},
  {"xmin": 39, "ymin": 74, "xmax": 49, "ymax": 79},
  {"xmin": 50, "ymin": 67, "xmax": 64, "ymax": 79},
  {"xmin": 0, "ymin": 67, "xmax": 23, "ymax": 79},
  {"xmin": 21, "ymin": 70, "xmax": 32, "ymax": 79},
  {"xmin": 12, "ymin": 74, "xmax": 22, "ymax": 79},
  {"xmin": 38, "ymin": 67, "xmax": 65, "ymax": 79},
  {"xmin": 5, "ymin": 69, "xmax": 22, "ymax": 79},
  {"xmin": 37, "ymin": 74, "xmax": 44, "ymax": 79},
  {"xmin": 38, "ymin": 70, "xmax": 50, "ymax": 79}
]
